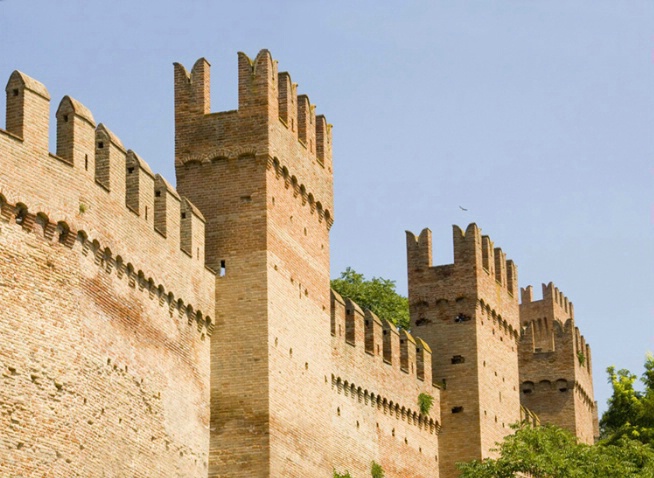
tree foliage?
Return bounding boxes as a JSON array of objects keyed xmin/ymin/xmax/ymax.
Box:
[
  {"xmin": 331, "ymin": 267, "xmax": 410, "ymax": 329},
  {"xmin": 457, "ymin": 424, "xmax": 654, "ymax": 478},
  {"xmin": 459, "ymin": 355, "xmax": 654, "ymax": 477},
  {"xmin": 600, "ymin": 354, "xmax": 654, "ymax": 445}
]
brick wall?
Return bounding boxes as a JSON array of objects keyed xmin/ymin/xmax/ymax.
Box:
[
  {"xmin": 0, "ymin": 70, "xmax": 213, "ymax": 477},
  {"xmin": 0, "ymin": 50, "xmax": 599, "ymax": 478}
]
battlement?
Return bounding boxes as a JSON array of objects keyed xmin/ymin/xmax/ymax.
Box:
[
  {"xmin": 174, "ymin": 51, "xmax": 331, "ymax": 165},
  {"xmin": 521, "ymin": 282, "xmax": 574, "ymax": 321},
  {"xmin": 406, "ymin": 223, "xmax": 518, "ymax": 297},
  {"xmin": 0, "ymin": 69, "xmax": 215, "ymax": 316},
  {"xmin": 519, "ymin": 282, "xmax": 581, "ymax": 363},
  {"xmin": 173, "ymin": 50, "xmax": 333, "ymax": 225},
  {"xmin": 331, "ymin": 290, "xmax": 435, "ymax": 386},
  {"xmin": 519, "ymin": 317, "xmax": 592, "ymax": 377}
]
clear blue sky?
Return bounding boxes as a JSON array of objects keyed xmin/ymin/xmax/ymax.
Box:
[{"xmin": 2, "ymin": 0, "xmax": 653, "ymax": 415}]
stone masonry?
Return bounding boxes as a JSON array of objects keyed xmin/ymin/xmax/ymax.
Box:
[{"xmin": 0, "ymin": 49, "xmax": 595, "ymax": 478}]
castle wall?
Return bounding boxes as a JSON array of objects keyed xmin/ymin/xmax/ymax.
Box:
[
  {"xmin": 329, "ymin": 292, "xmax": 441, "ymax": 478},
  {"xmin": 407, "ymin": 225, "xmax": 521, "ymax": 478},
  {"xmin": 0, "ymin": 71, "xmax": 214, "ymax": 476},
  {"xmin": 519, "ymin": 284, "xmax": 596, "ymax": 444},
  {"xmin": 1, "ymin": 50, "xmax": 600, "ymax": 478}
]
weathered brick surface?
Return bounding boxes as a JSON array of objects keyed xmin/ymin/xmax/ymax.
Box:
[{"xmin": 1, "ymin": 70, "xmax": 213, "ymax": 477}]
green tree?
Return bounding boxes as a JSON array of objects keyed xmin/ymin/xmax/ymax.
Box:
[
  {"xmin": 331, "ymin": 267, "xmax": 410, "ymax": 329},
  {"xmin": 600, "ymin": 354, "xmax": 654, "ymax": 445},
  {"xmin": 457, "ymin": 424, "xmax": 654, "ymax": 478},
  {"xmin": 459, "ymin": 356, "xmax": 654, "ymax": 477}
]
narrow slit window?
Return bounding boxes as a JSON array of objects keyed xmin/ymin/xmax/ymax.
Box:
[{"xmin": 220, "ymin": 260, "xmax": 226, "ymax": 277}]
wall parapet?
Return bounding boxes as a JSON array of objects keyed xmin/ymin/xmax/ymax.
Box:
[
  {"xmin": 174, "ymin": 51, "xmax": 334, "ymax": 226},
  {"xmin": 331, "ymin": 290, "xmax": 434, "ymax": 387},
  {"xmin": 406, "ymin": 224, "xmax": 518, "ymax": 298},
  {"xmin": 521, "ymin": 282, "xmax": 574, "ymax": 320},
  {"xmin": 1, "ymin": 68, "xmax": 214, "ymax": 316},
  {"xmin": 520, "ymin": 317, "xmax": 592, "ymax": 375}
]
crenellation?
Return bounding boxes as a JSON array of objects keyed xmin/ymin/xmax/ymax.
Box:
[
  {"xmin": 180, "ymin": 196, "xmax": 205, "ymax": 262},
  {"xmin": 95, "ymin": 122, "xmax": 126, "ymax": 194},
  {"xmin": 452, "ymin": 222, "xmax": 481, "ymax": 269},
  {"xmin": 364, "ymin": 309, "xmax": 383, "ymax": 357},
  {"xmin": 331, "ymin": 292, "xmax": 432, "ymax": 388},
  {"xmin": 126, "ymin": 150, "xmax": 155, "ymax": 226},
  {"xmin": 494, "ymin": 247, "xmax": 507, "ymax": 286},
  {"xmin": 297, "ymin": 94, "xmax": 315, "ymax": 151},
  {"xmin": 277, "ymin": 71, "xmax": 297, "ymax": 131},
  {"xmin": 506, "ymin": 259, "xmax": 517, "ymax": 296},
  {"xmin": 153, "ymin": 174, "xmax": 180, "ymax": 241},
  {"xmin": 331, "ymin": 289, "xmax": 346, "ymax": 337},
  {"xmin": 416, "ymin": 337, "xmax": 432, "ymax": 383},
  {"xmin": 0, "ymin": 69, "xmax": 214, "ymax": 322},
  {"xmin": 407, "ymin": 224, "xmax": 523, "ymax": 477},
  {"xmin": 383, "ymin": 318, "xmax": 400, "ymax": 366},
  {"xmin": 5, "ymin": 71, "xmax": 50, "ymax": 153},
  {"xmin": 481, "ymin": 235, "xmax": 493, "ymax": 273},
  {"xmin": 344, "ymin": 297, "xmax": 365, "ymax": 346},
  {"xmin": 237, "ymin": 49, "xmax": 278, "ymax": 119},
  {"xmin": 315, "ymin": 114, "xmax": 331, "ymax": 168},
  {"xmin": 399, "ymin": 329, "xmax": 417, "ymax": 375},
  {"xmin": 56, "ymin": 96, "xmax": 96, "ymax": 172},
  {"xmin": 406, "ymin": 228, "xmax": 433, "ymax": 270}
]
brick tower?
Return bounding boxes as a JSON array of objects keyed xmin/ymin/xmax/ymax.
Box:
[
  {"xmin": 174, "ymin": 51, "xmax": 334, "ymax": 477},
  {"xmin": 406, "ymin": 225, "xmax": 521, "ymax": 477},
  {"xmin": 519, "ymin": 283, "xmax": 599, "ymax": 444}
]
